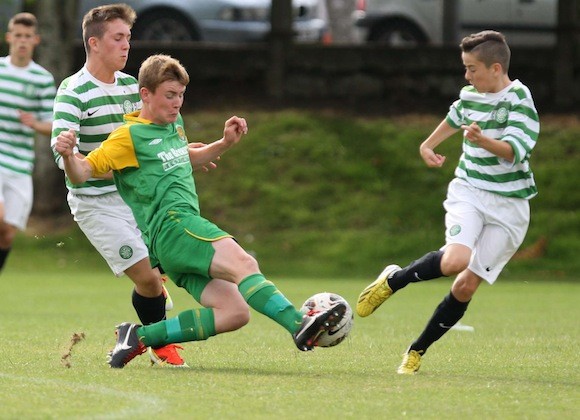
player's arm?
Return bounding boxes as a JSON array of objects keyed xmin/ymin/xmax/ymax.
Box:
[
  {"xmin": 187, "ymin": 116, "xmax": 248, "ymax": 170},
  {"xmin": 188, "ymin": 141, "xmax": 228, "ymax": 170},
  {"xmin": 419, "ymin": 119, "xmax": 458, "ymax": 167},
  {"xmin": 19, "ymin": 110, "xmax": 53, "ymax": 136},
  {"xmin": 54, "ymin": 129, "xmax": 96, "ymax": 184},
  {"xmin": 51, "ymin": 87, "xmax": 83, "ymax": 170},
  {"xmin": 460, "ymin": 122, "xmax": 515, "ymax": 162},
  {"xmin": 188, "ymin": 142, "xmax": 219, "ymax": 172}
]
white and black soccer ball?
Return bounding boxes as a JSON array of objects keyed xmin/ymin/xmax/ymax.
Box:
[{"xmin": 301, "ymin": 292, "xmax": 353, "ymax": 347}]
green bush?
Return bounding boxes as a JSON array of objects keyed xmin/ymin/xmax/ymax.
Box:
[{"xmin": 184, "ymin": 111, "xmax": 579, "ymax": 278}]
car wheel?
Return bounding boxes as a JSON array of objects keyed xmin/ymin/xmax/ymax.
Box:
[
  {"xmin": 371, "ymin": 21, "xmax": 426, "ymax": 47},
  {"xmin": 132, "ymin": 11, "xmax": 200, "ymax": 42}
]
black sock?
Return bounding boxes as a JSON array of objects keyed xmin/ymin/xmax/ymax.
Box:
[
  {"xmin": 0, "ymin": 248, "xmax": 11, "ymax": 272},
  {"xmin": 132, "ymin": 289, "xmax": 166, "ymax": 325},
  {"xmin": 409, "ymin": 292, "xmax": 470, "ymax": 354},
  {"xmin": 389, "ymin": 250, "xmax": 444, "ymax": 292}
]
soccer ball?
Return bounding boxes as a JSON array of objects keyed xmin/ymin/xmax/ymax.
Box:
[{"xmin": 301, "ymin": 292, "xmax": 353, "ymax": 347}]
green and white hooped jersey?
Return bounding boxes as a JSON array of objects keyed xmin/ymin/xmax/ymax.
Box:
[
  {"xmin": 0, "ymin": 56, "xmax": 55, "ymax": 176},
  {"xmin": 51, "ymin": 66, "xmax": 141, "ymax": 195},
  {"xmin": 446, "ymin": 79, "xmax": 539, "ymax": 199}
]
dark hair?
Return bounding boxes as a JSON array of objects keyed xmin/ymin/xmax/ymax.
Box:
[
  {"xmin": 8, "ymin": 12, "xmax": 38, "ymax": 31},
  {"xmin": 460, "ymin": 30, "xmax": 511, "ymax": 73},
  {"xmin": 82, "ymin": 3, "xmax": 136, "ymax": 52},
  {"xmin": 139, "ymin": 54, "xmax": 190, "ymax": 92}
]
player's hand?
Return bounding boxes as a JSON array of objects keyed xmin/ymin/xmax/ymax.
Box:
[
  {"xmin": 18, "ymin": 110, "xmax": 37, "ymax": 129},
  {"xmin": 223, "ymin": 116, "xmax": 248, "ymax": 146},
  {"xmin": 54, "ymin": 129, "xmax": 77, "ymax": 157},
  {"xmin": 461, "ymin": 122, "xmax": 484, "ymax": 144},
  {"xmin": 420, "ymin": 146, "xmax": 446, "ymax": 167}
]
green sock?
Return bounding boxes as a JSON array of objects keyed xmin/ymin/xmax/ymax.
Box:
[
  {"xmin": 137, "ymin": 308, "xmax": 216, "ymax": 347},
  {"xmin": 238, "ymin": 274, "xmax": 303, "ymax": 334}
]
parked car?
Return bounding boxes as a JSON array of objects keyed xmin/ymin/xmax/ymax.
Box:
[
  {"xmin": 78, "ymin": 0, "xmax": 329, "ymax": 43},
  {"xmin": 353, "ymin": 0, "xmax": 558, "ymax": 47}
]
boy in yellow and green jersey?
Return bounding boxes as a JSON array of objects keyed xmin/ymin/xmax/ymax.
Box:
[{"xmin": 55, "ymin": 54, "xmax": 346, "ymax": 368}]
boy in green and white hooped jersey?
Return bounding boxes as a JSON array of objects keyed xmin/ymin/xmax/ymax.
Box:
[
  {"xmin": 55, "ymin": 54, "xmax": 347, "ymax": 368},
  {"xmin": 50, "ymin": 4, "xmax": 186, "ymax": 367},
  {"xmin": 0, "ymin": 12, "xmax": 55, "ymax": 272},
  {"xmin": 356, "ymin": 30, "xmax": 539, "ymax": 374}
]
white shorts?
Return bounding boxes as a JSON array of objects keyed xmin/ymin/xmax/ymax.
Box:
[
  {"xmin": 0, "ymin": 170, "xmax": 32, "ymax": 231},
  {"xmin": 443, "ymin": 178, "xmax": 530, "ymax": 284},
  {"xmin": 67, "ymin": 191, "xmax": 150, "ymax": 276}
]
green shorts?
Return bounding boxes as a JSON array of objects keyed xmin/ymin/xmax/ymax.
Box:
[{"xmin": 151, "ymin": 210, "xmax": 233, "ymax": 302}]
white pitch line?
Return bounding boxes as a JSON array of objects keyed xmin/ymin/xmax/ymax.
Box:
[{"xmin": 0, "ymin": 372, "xmax": 166, "ymax": 418}]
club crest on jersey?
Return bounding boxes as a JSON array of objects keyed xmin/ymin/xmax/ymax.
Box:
[
  {"xmin": 123, "ymin": 99, "xmax": 135, "ymax": 114},
  {"xmin": 449, "ymin": 225, "xmax": 461, "ymax": 236},
  {"xmin": 492, "ymin": 103, "xmax": 509, "ymax": 124},
  {"xmin": 23, "ymin": 84, "xmax": 36, "ymax": 97},
  {"xmin": 119, "ymin": 245, "xmax": 133, "ymax": 259},
  {"xmin": 176, "ymin": 125, "xmax": 186, "ymax": 142}
]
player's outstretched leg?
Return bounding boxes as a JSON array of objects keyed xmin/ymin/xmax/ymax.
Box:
[
  {"xmin": 293, "ymin": 302, "xmax": 347, "ymax": 351},
  {"xmin": 107, "ymin": 322, "xmax": 147, "ymax": 368},
  {"xmin": 356, "ymin": 264, "xmax": 401, "ymax": 317}
]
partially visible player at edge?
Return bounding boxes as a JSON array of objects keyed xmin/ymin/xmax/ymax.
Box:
[
  {"xmin": 357, "ymin": 30, "xmax": 539, "ymax": 374},
  {"xmin": 0, "ymin": 12, "xmax": 55, "ymax": 273},
  {"xmin": 54, "ymin": 54, "xmax": 347, "ymax": 368},
  {"xmin": 50, "ymin": 4, "xmax": 185, "ymax": 367}
]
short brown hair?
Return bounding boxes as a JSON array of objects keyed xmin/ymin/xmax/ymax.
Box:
[
  {"xmin": 82, "ymin": 3, "xmax": 136, "ymax": 52},
  {"xmin": 8, "ymin": 12, "xmax": 38, "ymax": 32},
  {"xmin": 460, "ymin": 30, "xmax": 511, "ymax": 73},
  {"xmin": 138, "ymin": 54, "xmax": 190, "ymax": 92}
]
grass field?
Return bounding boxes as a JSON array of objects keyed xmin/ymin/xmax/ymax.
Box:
[
  {"xmin": 3, "ymin": 109, "xmax": 578, "ymax": 418},
  {"xmin": 0, "ymin": 263, "xmax": 578, "ymax": 419}
]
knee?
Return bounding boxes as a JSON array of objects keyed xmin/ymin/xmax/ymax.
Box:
[
  {"xmin": 130, "ymin": 272, "xmax": 163, "ymax": 296},
  {"xmin": 236, "ymin": 251, "xmax": 260, "ymax": 274},
  {"xmin": 0, "ymin": 226, "xmax": 16, "ymax": 249},
  {"xmin": 227, "ymin": 302, "xmax": 251, "ymax": 330},
  {"xmin": 441, "ymin": 249, "xmax": 470, "ymax": 276},
  {"xmin": 451, "ymin": 273, "xmax": 481, "ymax": 301}
]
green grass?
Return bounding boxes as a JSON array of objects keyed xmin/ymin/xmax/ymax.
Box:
[
  {"xmin": 6, "ymin": 110, "xmax": 578, "ymax": 417},
  {"xmin": 1, "ymin": 263, "xmax": 578, "ymax": 419}
]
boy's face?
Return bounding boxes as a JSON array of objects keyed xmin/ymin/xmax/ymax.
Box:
[
  {"xmin": 141, "ymin": 80, "xmax": 185, "ymax": 125},
  {"xmin": 89, "ymin": 18, "xmax": 131, "ymax": 72},
  {"xmin": 461, "ymin": 51, "xmax": 502, "ymax": 93},
  {"xmin": 6, "ymin": 24, "xmax": 39, "ymax": 64}
]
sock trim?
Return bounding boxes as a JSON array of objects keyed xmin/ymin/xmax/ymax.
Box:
[
  {"xmin": 263, "ymin": 292, "xmax": 293, "ymax": 318},
  {"xmin": 166, "ymin": 317, "xmax": 183, "ymax": 342}
]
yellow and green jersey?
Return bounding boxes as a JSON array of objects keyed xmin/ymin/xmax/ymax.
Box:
[
  {"xmin": 86, "ymin": 111, "xmax": 197, "ymax": 238},
  {"xmin": 446, "ymin": 79, "xmax": 539, "ymax": 199}
]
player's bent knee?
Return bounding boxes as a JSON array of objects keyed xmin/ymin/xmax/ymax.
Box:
[
  {"xmin": 451, "ymin": 275, "xmax": 480, "ymax": 301},
  {"xmin": 224, "ymin": 304, "xmax": 251, "ymax": 331},
  {"xmin": 236, "ymin": 251, "xmax": 260, "ymax": 273},
  {"xmin": 0, "ymin": 228, "xmax": 16, "ymax": 249},
  {"xmin": 441, "ymin": 254, "xmax": 469, "ymax": 276},
  {"xmin": 233, "ymin": 308, "xmax": 251, "ymax": 330},
  {"xmin": 128, "ymin": 273, "xmax": 163, "ymax": 296}
]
